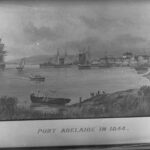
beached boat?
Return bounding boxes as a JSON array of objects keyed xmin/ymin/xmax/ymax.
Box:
[
  {"xmin": 30, "ymin": 93, "xmax": 71, "ymax": 105},
  {"xmin": 29, "ymin": 74, "xmax": 45, "ymax": 82}
]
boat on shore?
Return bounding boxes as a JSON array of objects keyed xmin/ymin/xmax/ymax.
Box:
[{"xmin": 30, "ymin": 93, "xmax": 71, "ymax": 105}]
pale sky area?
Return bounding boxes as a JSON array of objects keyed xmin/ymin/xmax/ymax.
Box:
[{"xmin": 1, "ymin": 0, "xmax": 150, "ymax": 60}]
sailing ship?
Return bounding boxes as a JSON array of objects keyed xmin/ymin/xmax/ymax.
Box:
[
  {"xmin": 16, "ymin": 58, "xmax": 25, "ymax": 72},
  {"xmin": 40, "ymin": 50, "xmax": 72, "ymax": 68},
  {"xmin": 78, "ymin": 47, "xmax": 91, "ymax": 69},
  {"xmin": 0, "ymin": 38, "xmax": 6, "ymax": 70},
  {"xmin": 98, "ymin": 51, "xmax": 112, "ymax": 68}
]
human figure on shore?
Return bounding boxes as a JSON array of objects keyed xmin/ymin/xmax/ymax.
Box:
[
  {"xmin": 79, "ymin": 97, "xmax": 82, "ymax": 103},
  {"xmin": 102, "ymin": 91, "xmax": 106, "ymax": 95}
]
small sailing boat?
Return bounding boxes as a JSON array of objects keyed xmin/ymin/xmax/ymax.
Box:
[
  {"xmin": 16, "ymin": 58, "xmax": 25, "ymax": 72},
  {"xmin": 29, "ymin": 74, "xmax": 45, "ymax": 82}
]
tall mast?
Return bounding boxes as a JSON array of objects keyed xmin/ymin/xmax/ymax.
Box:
[
  {"xmin": 56, "ymin": 48, "xmax": 60, "ymax": 64},
  {"xmin": 0, "ymin": 38, "xmax": 6, "ymax": 69},
  {"xmin": 86, "ymin": 45, "xmax": 90, "ymax": 64},
  {"xmin": 65, "ymin": 49, "xmax": 67, "ymax": 58},
  {"xmin": 104, "ymin": 50, "xmax": 109, "ymax": 66}
]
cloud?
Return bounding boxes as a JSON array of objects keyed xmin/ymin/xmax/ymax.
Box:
[
  {"xmin": 80, "ymin": 14, "xmax": 136, "ymax": 32},
  {"xmin": 61, "ymin": 33, "xmax": 148, "ymax": 57},
  {"xmin": 80, "ymin": 16, "xmax": 115, "ymax": 29},
  {"xmin": 23, "ymin": 22, "xmax": 65, "ymax": 43},
  {"xmin": 63, "ymin": 36, "xmax": 99, "ymax": 50},
  {"xmin": 114, "ymin": 34, "xmax": 146, "ymax": 45},
  {"xmin": 2, "ymin": 0, "xmax": 150, "ymax": 61},
  {"xmin": 106, "ymin": 34, "xmax": 148, "ymax": 55}
]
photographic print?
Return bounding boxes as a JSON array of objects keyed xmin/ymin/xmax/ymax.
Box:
[{"xmin": 0, "ymin": 0, "xmax": 150, "ymax": 121}]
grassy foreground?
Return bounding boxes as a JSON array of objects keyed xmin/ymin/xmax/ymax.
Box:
[{"xmin": 1, "ymin": 86, "xmax": 150, "ymax": 120}]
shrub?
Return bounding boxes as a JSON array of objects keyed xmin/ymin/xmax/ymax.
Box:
[
  {"xmin": 139, "ymin": 86, "xmax": 150, "ymax": 96},
  {"xmin": 0, "ymin": 96, "xmax": 18, "ymax": 117}
]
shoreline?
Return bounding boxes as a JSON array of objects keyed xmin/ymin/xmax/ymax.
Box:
[{"xmin": 1, "ymin": 86, "xmax": 150, "ymax": 120}]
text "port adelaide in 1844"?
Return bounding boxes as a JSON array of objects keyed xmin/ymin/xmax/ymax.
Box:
[{"xmin": 37, "ymin": 127, "xmax": 96, "ymax": 134}]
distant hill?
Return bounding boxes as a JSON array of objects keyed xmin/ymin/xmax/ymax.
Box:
[
  {"xmin": 6, "ymin": 55, "xmax": 52, "ymax": 65},
  {"xmin": 6, "ymin": 54, "xmax": 77, "ymax": 65}
]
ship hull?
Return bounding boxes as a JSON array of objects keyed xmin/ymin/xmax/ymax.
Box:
[
  {"xmin": 53, "ymin": 64, "xmax": 72, "ymax": 68},
  {"xmin": 78, "ymin": 64, "xmax": 91, "ymax": 69},
  {"xmin": 29, "ymin": 77, "xmax": 45, "ymax": 82},
  {"xmin": 39, "ymin": 63, "xmax": 54, "ymax": 68},
  {"xmin": 98, "ymin": 65, "xmax": 112, "ymax": 68},
  {"xmin": 30, "ymin": 94, "xmax": 71, "ymax": 105},
  {"xmin": 40, "ymin": 64, "xmax": 72, "ymax": 68}
]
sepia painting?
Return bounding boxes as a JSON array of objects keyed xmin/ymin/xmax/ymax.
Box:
[{"xmin": 0, "ymin": 0, "xmax": 150, "ymax": 121}]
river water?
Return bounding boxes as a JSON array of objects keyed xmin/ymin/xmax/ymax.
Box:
[{"xmin": 1, "ymin": 66, "xmax": 150, "ymax": 111}]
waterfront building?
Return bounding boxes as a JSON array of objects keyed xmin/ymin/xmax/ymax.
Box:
[
  {"xmin": 136, "ymin": 55, "xmax": 149, "ymax": 65},
  {"xmin": 91, "ymin": 59, "xmax": 100, "ymax": 65},
  {"xmin": 129, "ymin": 56, "xmax": 138, "ymax": 67},
  {"xmin": 122, "ymin": 58, "xmax": 130, "ymax": 66},
  {"xmin": 113, "ymin": 57, "xmax": 124, "ymax": 66},
  {"xmin": 122, "ymin": 52, "xmax": 133, "ymax": 59}
]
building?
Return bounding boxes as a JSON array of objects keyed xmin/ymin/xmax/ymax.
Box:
[
  {"xmin": 122, "ymin": 52, "xmax": 133, "ymax": 59},
  {"xmin": 135, "ymin": 55, "xmax": 149, "ymax": 65}
]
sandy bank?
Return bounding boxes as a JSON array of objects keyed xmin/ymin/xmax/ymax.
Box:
[{"xmin": 62, "ymin": 86, "xmax": 150, "ymax": 118}]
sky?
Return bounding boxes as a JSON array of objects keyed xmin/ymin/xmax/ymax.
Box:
[{"xmin": 1, "ymin": 0, "xmax": 150, "ymax": 60}]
